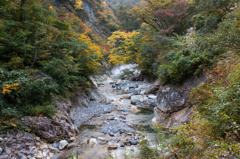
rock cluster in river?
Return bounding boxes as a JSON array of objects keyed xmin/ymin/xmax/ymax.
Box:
[
  {"xmin": 111, "ymin": 80, "xmax": 158, "ymax": 108},
  {"xmin": 101, "ymin": 120, "xmax": 135, "ymax": 135},
  {"xmin": 73, "ymin": 101, "xmax": 116, "ymax": 127}
]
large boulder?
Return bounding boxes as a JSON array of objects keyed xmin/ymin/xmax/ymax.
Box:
[
  {"xmin": 154, "ymin": 107, "xmax": 194, "ymax": 128},
  {"xmin": 154, "ymin": 75, "xmax": 207, "ymax": 128},
  {"xmin": 0, "ymin": 130, "xmax": 56, "ymax": 159},
  {"xmin": 22, "ymin": 116, "xmax": 76, "ymax": 143}
]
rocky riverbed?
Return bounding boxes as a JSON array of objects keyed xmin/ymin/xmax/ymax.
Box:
[{"xmin": 53, "ymin": 64, "xmax": 158, "ymax": 159}]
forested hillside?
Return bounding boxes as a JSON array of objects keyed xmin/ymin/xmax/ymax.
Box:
[{"xmin": 0, "ymin": 0, "xmax": 117, "ymax": 130}]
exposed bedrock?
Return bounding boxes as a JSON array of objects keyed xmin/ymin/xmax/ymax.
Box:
[{"xmin": 154, "ymin": 74, "xmax": 207, "ymax": 128}]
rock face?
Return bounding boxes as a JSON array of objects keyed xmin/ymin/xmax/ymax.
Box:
[
  {"xmin": 154, "ymin": 75, "xmax": 207, "ymax": 128},
  {"xmin": 130, "ymin": 73, "xmax": 145, "ymax": 81},
  {"xmin": 145, "ymin": 79, "xmax": 161, "ymax": 95},
  {"xmin": 22, "ymin": 99, "xmax": 79, "ymax": 143},
  {"xmin": 0, "ymin": 130, "xmax": 56, "ymax": 159},
  {"xmin": 22, "ymin": 116, "xmax": 76, "ymax": 143},
  {"xmin": 154, "ymin": 107, "xmax": 194, "ymax": 128}
]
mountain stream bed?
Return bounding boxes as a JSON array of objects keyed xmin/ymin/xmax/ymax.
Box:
[{"xmin": 55, "ymin": 64, "xmax": 157, "ymax": 159}]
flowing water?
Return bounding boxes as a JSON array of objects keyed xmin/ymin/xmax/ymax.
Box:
[{"xmin": 58, "ymin": 64, "xmax": 157, "ymax": 159}]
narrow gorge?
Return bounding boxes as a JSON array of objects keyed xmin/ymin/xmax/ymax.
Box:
[{"xmin": 1, "ymin": 0, "xmax": 240, "ymax": 158}]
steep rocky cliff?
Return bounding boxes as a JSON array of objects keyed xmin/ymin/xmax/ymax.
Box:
[
  {"xmin": 153, "ymin": 74, "xmax": 208, "ymax": 128},
  {"xmin": 51, "ymin": 0, "xmax": 118, "ymax": 38}
]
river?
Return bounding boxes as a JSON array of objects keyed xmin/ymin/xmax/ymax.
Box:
[{"xmin": 58, "ymin": 64, "xmax": 157, "ymax": 159}]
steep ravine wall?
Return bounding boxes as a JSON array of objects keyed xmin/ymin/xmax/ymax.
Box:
[
  {"xmin": 51, "ymin": 0, "xmax": 105, "ymax": 38},
  {"xmin": 153, "ymin": 74, "xmax": 208, "ymax": 128}
]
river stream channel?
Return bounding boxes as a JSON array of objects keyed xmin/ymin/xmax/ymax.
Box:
[{"xmin": 58, "ymin": 64, "xmax": 157, "ymax": 159}]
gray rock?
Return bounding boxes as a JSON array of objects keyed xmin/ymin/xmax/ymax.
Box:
[
  {"xmin": 124, "ymin": 87, "xmax": 129, "ymax": 92},
  {"xmin": 97, "ymin": 137, "xmax": 108, "ymax": 142},
  {"xmin": 49, "ymin": 146, "xmax": 60, "ymax": 153},
  {"xmin": 120, "ymin": 116, "xmax": 126, "ymax": 119},
  {"xmin": 129, "ymin": 83, "xmax": 138, "ymax": 88},
  {"xmin": 59, "ymin": 140, "xmax": 68, "ymax": 150},
  {"xmin": 131, "ymin": 101, "xmax": 136, "ymax": 105},
  {"xmin": 1, "ymin": 155, "xmax": 9, "ymax": 159},
  {"xmin": 89, "ymin": 138, "xmax": 98, "ymax": 145},
  {"xmin": 155, "ymin": 74, "xmax": 207, "ymax": 128},
  {"xmin": 129, "ymin": 140, "xmax": 137, "ymax": 145},
  {"xmin": 135, "ymin": 134, "xmax": 140, "ymax": 140},
  {"xmin": 109, "ymin": 132, "xmax": 114, "ymax": 137},
  {"xmin": 130, "ymin": 95, "xmax": 143, "ymax": 104},
  {"xmin": 150, "ymin": 101, "xmax": 156, "ymax": 107},
  {"xmin": 154, "ymin": 107, "xmax": 194, "ymax": 128},
  {"xmin": 108, "ymin": 144, "xmax": 118, "ymax": 150},
  {"xmin": 140, "ymin": 91, "xmax": 145, "ymax": 95},
  {"xmin": 117, "ymin": 90, "xmax": 123, "ymax": 95},
  {"xmin": 112, "ymin": 84, "xmax": 116, "ymax": 88},
  {"xmin": 148, "ymin": 94, "xmax": 157, "ymax": 99},
  {"xmin": 67, "ymin": 143, "xmax": 78, "ymax": 149},
  {"xmin": 0, "ymin": 147, "xmax": 3, "ymax": 154},
  {"xmin": 102, "ymin": 120, "xmax": 135, "ymax": 134},
  {"xmin": 0, "ymin": 137, "xmax": 3, "ymax": 142},
  {"xmin": 118, "ymin": 142, "xmax": 125, "ymax": 147},
  {"xmin": 97, "ymin": 83, "xmax": 104, "ymax": 86},
  {"xmin": 145, "ymin": 79, "xmax": 161, "ymax": 95},
  {"xmin": 52, "ymin": 143, "xmax": 59, "ymax": 148},
  {"xmin": 122, "ymin": 94, "xmax": 131, "ymax": 99},
  {"xmin": 116, "ymin": 79, "xmax": 122, "ymax": 85},
  {"xmin": 107, "ymin": 116, "xmax": 115, "ymax": 120},
  {"xmin": 105, "ymin": 100, "xmax": 112, "ymax": 104},
  {"xmin": 120, "ymin": 109, "xmax": 130, "ymax": 112},
  {"xmin": 143, "ymin": 97, "xmax": 148, "ymax": 102},
  {"xmin": 17, "ymin": 153, "xmax": 27, "ymax": 159}
]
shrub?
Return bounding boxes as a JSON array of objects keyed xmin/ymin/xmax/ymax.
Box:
[{"xmin": 0, "ymin": 68, "xmax": 58, "ymax": 121}]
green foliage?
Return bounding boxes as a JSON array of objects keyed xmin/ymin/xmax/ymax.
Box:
[
  {"xmin": 0, "ymin": 69, "xmax": 58, "ymax": 118},
  {"xmin": 191, "ymin": 61, "xmax": 240, "ymax": 138},
  {"xmin": 0, "ymin": 68, "xmax": 58, "ymax": 131},
  {"xmin": 158, "ymin": 5, "xmax": 240, "ymax": 84},
  {"xmin": 115, "ymin": 4, "xmax": 142, "ymax": 31},
  {"xmin": 43, "ymin": 58, "xmax": 86, "ymax": 94},
  {"xmin": 189, "ymin": 0, "xmax": 238, "ymax": 32},
  {"xmin": 138, "ymin": 139, "xmax": 159, "ymax": 159},
  {"xmin": 159, "ymin": 48, "xmax": 210, "ymax": 84}
]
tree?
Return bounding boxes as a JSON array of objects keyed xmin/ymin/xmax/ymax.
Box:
[{"xmin": 131, "ymin": 0, "xmax": 188, "ymax": 34}]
